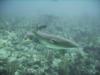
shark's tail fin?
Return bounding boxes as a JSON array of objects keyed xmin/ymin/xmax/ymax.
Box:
[
  {"xmin": 37, "ymin": 24, "xmax": 47, "ymax": 30},
  {"xmin": 32, "ymin": 24, "xmax": 48, "ymax": 34},
  {"xmin": 24, "ymin": 24, "xmax": 47, "ymax": 40},
  {"xmin": 33, "ymin": 24, "xmax": 47, "ymax": 31},
  {"xmin": 29, "ymin": 24, "xmax": 47, "ymax": 38}
]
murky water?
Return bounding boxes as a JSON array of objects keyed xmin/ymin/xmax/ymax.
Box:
[{"xmin": 0, "ymin": 0, "xmax": 100, "ymax": 75}]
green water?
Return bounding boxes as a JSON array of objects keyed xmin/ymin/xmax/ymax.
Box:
[{"xmin": 0, "ymin": 0, "xmax": 100, "ymax": 75}]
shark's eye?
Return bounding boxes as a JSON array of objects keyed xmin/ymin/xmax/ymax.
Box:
[{"xmin": 50, "ymin": 39, "xmax": 57, "ymax": 44}]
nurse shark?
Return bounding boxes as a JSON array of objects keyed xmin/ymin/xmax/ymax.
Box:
[{"xmin": 25, "ymin": 30, "xmax": 79, "ymax": 49}]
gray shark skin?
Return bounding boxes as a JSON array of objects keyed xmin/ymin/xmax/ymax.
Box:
[{"xmin": 34, "ymin": 31, "xmax": 79, "ymax": 49}]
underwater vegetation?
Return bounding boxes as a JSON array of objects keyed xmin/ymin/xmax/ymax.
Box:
[{"xmin": 0, "ymin": 14, "xmax": 100, "ymax": 75}]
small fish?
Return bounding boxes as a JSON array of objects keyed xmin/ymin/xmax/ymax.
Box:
[{"xmin": 26, "ymin": 30, "xmax": 79, "ymax": 49}]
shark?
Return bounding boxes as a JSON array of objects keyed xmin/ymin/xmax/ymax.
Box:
[{"xmin": 26, "ymin": 30, "xmax": 79, "ymax": 49}]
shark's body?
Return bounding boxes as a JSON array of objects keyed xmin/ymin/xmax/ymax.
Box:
[{"xmin": 31, "ymin": 31, "xmax": 79, "ymax": 49}]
